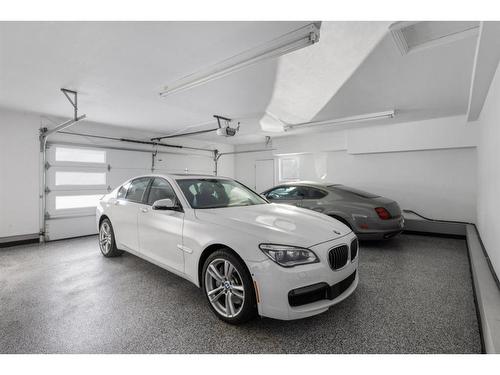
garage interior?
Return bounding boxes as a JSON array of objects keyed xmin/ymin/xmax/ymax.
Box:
[{"xmin": 1, "ymin": 20, "xmax": 500, "ymax": 354}]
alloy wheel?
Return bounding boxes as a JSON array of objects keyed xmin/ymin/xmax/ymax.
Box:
[
  {"xmin": 204, "ymin": 258, "xmax": 245, "ymax": 318},
  {"xmin": 99, "ymin": 222, "xmax": 112, "ymax": 254}
]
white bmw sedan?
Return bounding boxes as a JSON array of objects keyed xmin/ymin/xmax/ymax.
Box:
[{"xmin": 96, "ymin": 174, "xmax": 359, "ymax": 324}]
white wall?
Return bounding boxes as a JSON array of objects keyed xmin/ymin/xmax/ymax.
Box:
[
  {"xmin": 235, "ymin": 115, "xmax": 478, "ymax": 223},
  {"xmin": 0, "ymin": 109, "xmax": 41, "ymax": 238},
  {"xmin": 476, "ymin": 61, "xmax": 500, "ymax": 276},
  {"xmin": 0, "ymin": 107, "xmax": 235, "ymax": 239}
]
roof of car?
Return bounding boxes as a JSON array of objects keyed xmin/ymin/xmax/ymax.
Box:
[
  {"xmin": 123, "ymin": 173, "xmax": 233, "ymax": 182},
  {"xmin": 278, "ymin": 181, "xmax": 338, "ymax": 188},
  {"xmin": 170, "ymin": 174, "xmax": 231, "ymax": 179},
  {"xmin": 143, "ymin": 173, "xmax": 233, "ymax": 180}
]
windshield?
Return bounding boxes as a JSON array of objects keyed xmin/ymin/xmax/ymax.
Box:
[{"xmin": 176, "ymin": 178, "xmax": 268, "ymax": 209}]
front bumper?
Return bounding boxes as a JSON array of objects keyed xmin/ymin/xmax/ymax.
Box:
[{"xmin": 248, "ymin": 232, "xmax": 359, "ymax": 320}]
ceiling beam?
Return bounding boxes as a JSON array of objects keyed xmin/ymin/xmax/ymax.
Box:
[{"xmin": 467, "ymin": 21, "xmax": 500, "ymax": 122}]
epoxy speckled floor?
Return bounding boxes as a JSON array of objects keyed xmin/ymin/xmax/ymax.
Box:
[{"xmin": 0, "ymin": 234, "xmax": 480, "ymax": 353}]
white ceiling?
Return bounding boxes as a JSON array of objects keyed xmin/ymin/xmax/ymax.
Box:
[
  {"xmin": 0, "ymin": 21, "xmax": 479, "ymax": 145},
  {"xmin": 0, "ymin": 21, "xmax": 306, "ymax": 132}
]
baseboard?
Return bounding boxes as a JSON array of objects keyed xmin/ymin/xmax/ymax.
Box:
[
  {"xmin": 402, "ymin": 230, "xmax": 466, "ymax": 239},
  {"xmin": 466, "ymin": 224, "xmax": 500, "ymax": 354},
  {"xmin": 0, "ymin": 233, "xmax": 40, "ymax": 248},
  {"xmin": 403, "ymin": 218, "xmax": 466, "ymax": 236}
]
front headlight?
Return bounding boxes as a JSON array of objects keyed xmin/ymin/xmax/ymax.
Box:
[{"xmin": 259, "ymin": 244, "xmax": 319, "ymax": 267}]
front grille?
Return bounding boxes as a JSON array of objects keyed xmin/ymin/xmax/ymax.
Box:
[
  {"xmin": 288, "ymin": 270, "xmax": 357, "ymax": 307},
  {"xmin": 328, "ymin": 245, "xmax": 349, "ymax": 270},
  {"xmin": 350, "ymin": 238, "xmax": 358, "ymax": 260}
]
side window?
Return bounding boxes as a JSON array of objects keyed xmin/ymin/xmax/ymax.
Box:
[
  {"xmin": 266, "ymin": 186, "xmax": 298, "ymax": 200},
  {"xmin": 146, "ymin": 178, "xmax": 177, "ymax": 206},
  {"xmin": 305, "ymin": 187, "xmax": 328, "ymax": 199},
  {"xmin": 117, "ymin": 183, "xmax": 129, "ymax": 199},
  {"xmin": 125, "ymin": 178, "xmax": 151, "ymax": 203}
]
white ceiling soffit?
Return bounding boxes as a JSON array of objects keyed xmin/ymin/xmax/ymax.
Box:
[
  {"xmin": 391, "ymin": 21, "xmax": 480, "ymax": 55},
  {"xmin": 259, "ymin": 21, "xmax": 391, "ymax": 132},
  {"xmin": 467, "ymin": 21, "xmax": 500, "ymax": 122},
  {"xmin": 310, "ymin": 25, "xmax": 478, "ymax": 129}
]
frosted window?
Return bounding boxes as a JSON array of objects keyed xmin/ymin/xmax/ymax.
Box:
[
  {"xmin": 55, "ymin": 147, "xmax": 106, "ymax": 163},
  {"xmin": 55, "ymin": 171, "xmax": 106, "ymax": 186},
  {"xmin": 280, "ymin": 158, "xmax": 299, "ymax": 181},
  {"xmin": 55, "ymin": 195, "xmax": 102, "ymax": 209}
]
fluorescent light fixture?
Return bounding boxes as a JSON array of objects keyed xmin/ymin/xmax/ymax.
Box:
[
  {"xmin": 283, "ymin": 110, "xmax": 395, "ymax": 131},
  {"xmin": 390, "ymin": 21, "xmax": 479, "ymax": 56},
  {"xmin": 159, "ymin": 23, "xmax": 320, "ymax": 96}
]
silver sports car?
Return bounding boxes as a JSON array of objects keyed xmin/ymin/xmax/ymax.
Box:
[{"xmin": 262, "ymin": 182, "xmax": 404, "ymax": 240}]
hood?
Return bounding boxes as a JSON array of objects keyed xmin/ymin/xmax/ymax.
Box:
[{"xmin": 194, "ymin": 203, "xmax": 351, "ymax": 247}]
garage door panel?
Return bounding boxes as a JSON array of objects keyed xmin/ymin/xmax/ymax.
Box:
[
  {"xmin": 47, "ymin": 166, "xmax": 108, "ymax": 192},
  {"xmin": 46, "ymin": 215, "xmax": 97, "ymax": 241},
  {"xmin": 44, "ymin": 143, "xmax": 216, "ymax": 241},
  {"xmin": 107, "ymin": 149, "xmax": 151, "ymax": 168},
  {"xmin": 46, "ymin": 188, "xmax": 106, "ymax": 217},
  {"xmin": 108, "ymin": 168, "xmax": 151, "ymax": 189},
  {"xmin": 45, "ymin": 143, "xmax": 152, "ymax": 240},
  {"xmin": 155, "ymin": 152, "xmax": 213, "ymax": 175},
  {"xmin": 46, "ymin": 144, "xmax": 107, "ymax": 167}
]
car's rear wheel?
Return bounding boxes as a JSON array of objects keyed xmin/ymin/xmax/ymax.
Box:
[
  {"xmin": 99, "ymin": 218, "xmax": 124, "ymax": 257},
  {"xmin": 202, "ymin": 249, "xmax": 257, "ymax": 324}
]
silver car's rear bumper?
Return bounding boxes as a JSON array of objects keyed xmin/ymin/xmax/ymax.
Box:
[{"xmin": 355, "ymin": 216, "xmax": 404, "ymax": 240}]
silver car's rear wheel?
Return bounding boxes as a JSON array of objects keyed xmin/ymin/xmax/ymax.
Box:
[{"xmin": 204, "ymin": 258, "xmax": 245, "ymax": 318}]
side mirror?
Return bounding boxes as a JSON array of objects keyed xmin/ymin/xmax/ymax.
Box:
[{"xmin": 152, "ymin": 198, "xmax": 176, "ymax": 210}]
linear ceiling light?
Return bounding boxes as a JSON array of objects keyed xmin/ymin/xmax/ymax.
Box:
[
  {"xmin": 159, "ymin": 23, "xmax": 320, "ymax": 97},
  {"xmin": 283, "ymin": 110, "xmax": 395, "ymax": 131}
]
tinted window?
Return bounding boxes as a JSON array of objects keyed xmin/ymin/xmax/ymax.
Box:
[
  {"xmin": 266, "ymin": 186, "xmax": 297, "ymax": 200},
  {"xmin": 125, "ymin": 178, "xmax": 151, "ymax": 203},
  {"xmin": 117, "ymin": 183, "xmax": 129, "ymax": 199},
  {"xmin": 176, "ymin": 178, "xmax": 266, "ymax": 209},
  {"xmin": 331, "ymin": 185, "xmax": 379, "ymax": 198},
  {"xmin": 266, "ymin": 186, "xmax": 310, "ymax": 200},
  {"xmin": 305, "ymin": 187, "xmax": 328, "ymax": 199},
  {"xmin": 146, "ymin": 178, "xmax": 177, "ymax": 206}
]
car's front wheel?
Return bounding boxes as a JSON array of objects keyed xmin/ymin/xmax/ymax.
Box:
[
  {"xmin": 202, "ymin": 249, "xmax": 257, "ymax": 324},
  {"xmin": 99, "ymin": 218, "xmax": 124, "ymax": 257}
]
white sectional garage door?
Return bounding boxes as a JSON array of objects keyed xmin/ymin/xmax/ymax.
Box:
[{"xmin": 44, "ymin": 143, "xmax": 215, "ymax": 241}]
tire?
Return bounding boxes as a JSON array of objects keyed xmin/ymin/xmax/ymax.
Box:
[
  {"xmin": 330, "ymin": 215, "xmax": 353, "ymax": 231},
  {"xmin": 98, "ymin": 218, "xmax": 124, "ymax": 257},
  {"xmin": 202, "ymin": 249, "xmax": 257, "ymax": 324}
]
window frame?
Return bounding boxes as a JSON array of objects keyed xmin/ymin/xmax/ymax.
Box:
[
  {"xmin": 123, "ymin": 177, "xmax": 153, "ymax": 204},
  {"xmin": 144, "ymin": 177, "xmax": 183, "ymax": 210}
]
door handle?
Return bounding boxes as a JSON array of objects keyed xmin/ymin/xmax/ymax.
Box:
[{"xmin": 141, "ymin": 208, "xmax": 149, "ymax": 213}]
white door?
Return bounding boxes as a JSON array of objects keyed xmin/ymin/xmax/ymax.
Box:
[
  {"xmin": 112, "ymin": 177, "xmax": 151, "ymax": 251},
  {"xmin": 255, "ymin": 159, "xmax": 275, "ymax": 193},
  {"xmin": 138, "ymin": 177, "xmax": 184, "ymax": 273}
]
